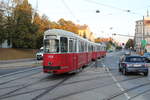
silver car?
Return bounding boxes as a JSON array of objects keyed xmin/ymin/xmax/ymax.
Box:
[{"xmin": 119, "ymin": 55, "xmax": 149, "ymax": 76}]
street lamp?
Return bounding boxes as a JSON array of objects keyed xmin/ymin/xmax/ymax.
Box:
[
  {"xmin": 112, "ymin": 33, "xmax": 134, "ymax": 37},
  {"xmin": 96, "ymin": 10, "xmax": 100, "ymax": 13}
]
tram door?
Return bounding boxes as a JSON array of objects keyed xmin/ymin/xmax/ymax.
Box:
[
  {"xmin": 74, "ymin": 39, "xmax": 77, "ymax": 69},
  {"xmin": 69, "ymin": 38, "xmax": 77, "ymax": 70}
]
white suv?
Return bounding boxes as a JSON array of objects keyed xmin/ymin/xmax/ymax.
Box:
[{"xmin": 36, "ymin": 47, "xmax": 44, "ymax": 60}]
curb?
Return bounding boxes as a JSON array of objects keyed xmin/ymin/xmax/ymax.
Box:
[
  {"xmin": 0, "ymin": 58, "xmax": 36, "ymax": 64},
  {"xmin": 0, "ymin": 61, "xmax": 42, "ymax": 69}
]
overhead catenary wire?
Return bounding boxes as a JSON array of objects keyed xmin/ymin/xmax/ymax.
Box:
[
  {"xmin": 85, "ymin": 0, "xmax": 143, "ymax": 16},
  {"xmin": 61, "ymin": 0, "xmax": 80, "ymax": 23}
]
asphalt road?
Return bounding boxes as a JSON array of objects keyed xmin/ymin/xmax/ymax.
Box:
[
  {"xmin": 0, "ymin": 51, "xmax": 150, "ymax": 100},
  {"xmin": 0, "ymin": 67, "xmax": 35, "ymax": 76},
  {"xmin": 0, "ymin": 59, "xmax": 42, "ymax": 76}
]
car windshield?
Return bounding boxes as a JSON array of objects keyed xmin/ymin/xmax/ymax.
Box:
[
  {"xmin": 125, "ymin": 57, "xmax": 145, "ymax": 62},
  {"xmin": 144, "ymin": 53, "xmax": 150, "ymax": 56},
  {"xmin": 44, "ymin": 39, "xmax": 59, "ymax": 53},
  {"xmin": 37, "ymin": 49, "xmax": 43, "ymax": 53}
]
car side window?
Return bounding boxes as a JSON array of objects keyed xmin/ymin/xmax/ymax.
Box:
[{"xmin": 145, "ymin": 58, "xmax": 149, "ymax": 63}]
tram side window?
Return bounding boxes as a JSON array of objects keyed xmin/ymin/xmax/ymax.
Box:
[
  {"xmin": 90, "ymin": 45, "xmax": 92, "ymax": 52},
  {"xmin": 100, "ymin": 46, "xmax": 102, "ymax": 51},
  {"xmin": 74, "ymin": 40, "xmax": 77, "ymax": 52},
  {"xmin": 88, "ymin": 45, "xmax": 90, "ymax": 52},
  {"xmin": 91, "ymin": 45, "xmax": 94, "ymax": 52},
  {"xmin": 69, "ymin": 39, "xmax": 74, "ymax": 52},
  {"xmin": 79, "ymin": 41, "xmax": 82, "ymax": 52},
  {"xmin": 85, "ymin": 43, "xmax": 87, "ymax": 52},
  {"xmin": 96, "ymin": 46, "xmax": 98, "ymax": 51},
  {"xmin": 81, "ymin": 41, "xmax": 84, "ymax": 52},
  {"xmin": 98, "ymin": 46, "xmax": 100, "ymax": 51},
  {"xmin": 60, "ymin": 37, "xmax": 68, "ymax": 53}
]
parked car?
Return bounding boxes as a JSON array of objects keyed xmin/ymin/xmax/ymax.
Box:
[
  {"xmin": 36, "ymin": 47, "xmax": 44, "ymax": 60},
  {"xmin": 118, "ymin": 55, "xmax": 149, "ymax": 76}
]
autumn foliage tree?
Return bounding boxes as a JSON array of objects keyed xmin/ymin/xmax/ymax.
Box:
[
  {"xmin": 12, "ymin": 0, "xmax": 38, "ymax": 48},
  {"xmin": 33, "ymin": 14, "xmax": 52, "ymax": 48},
  {"xmin": 1, "ymin": 0, "xmax": 90, "ymax": 49},
  {"xmin": 57, "ymin": 18, "xmax": 79, "ymax": 34}
]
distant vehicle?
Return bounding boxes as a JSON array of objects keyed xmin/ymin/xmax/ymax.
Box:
[
  {"xmin": 118, "ymin": 55, "xmax": 149, "ymax": 76},
  {"xmin": 143, "ymin": 52, "xmax": 150, "ymax": 60},
  {"xmin": 124, "ymin": 51, "xmax": 131, "ymax": 56},
  {"xmin": 107, "ymin": 50, "xmax": 113, "ymax": 53},
  {"xmin": 36, "ymin": 47, "xmax": 44, "ymax": 60}
]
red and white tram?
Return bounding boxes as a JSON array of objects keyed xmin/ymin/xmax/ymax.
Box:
[{"xmin": 43, "ymin": 29, "xmax": 106, "ymax": 74}]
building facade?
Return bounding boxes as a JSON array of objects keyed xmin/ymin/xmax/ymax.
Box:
[
  {"xmin": 134, "ymin": 13, "xmax": 150, "ymax": 52},
  {"xmin": 77, "ymin": 25, "xmax": 95, "ymax": 42},
  {"xmin": 0, "ymin": 40, "xmax": 12, "ymax": 48}
]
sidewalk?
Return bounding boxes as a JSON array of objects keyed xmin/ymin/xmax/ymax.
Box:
[{"xmin": 0, "ymin": 58, "xmax": 42, "ymax": 68}]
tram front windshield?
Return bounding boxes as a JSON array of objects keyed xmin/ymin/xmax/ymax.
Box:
[{"xmin": 44, "ymin": 39, "xmax": 59, "ymax": 53}]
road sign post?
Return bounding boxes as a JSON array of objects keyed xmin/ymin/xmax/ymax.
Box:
[{"xmin": 141, "ymin": 40, "xmax": 147, "ymax": 55}]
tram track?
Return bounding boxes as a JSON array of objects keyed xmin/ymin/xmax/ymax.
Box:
[
  {"xmin": 31, "ymin": 74, "xmax": 73, "ymax": 100},
  {"xmin": 100, "ymin": 61, "xmax": 150, "ymax": 100},
  {"xmin": 0, "ymin": 69, "xmax": 41, "ymax": 85},
  {"xmin": 0, "ymin": 75, "xmax": 47, "ymax": 99},
  {"xmin": 50, "ymin": 76, "xmax": 146, "ymax": 100},
  {"xmin": 0, "ymin": 76, "xmax": 72, "ymax": 100},
  {"xmin": 0, "ymin": 61, "xmax": 96, "ymax": 99},
  {"xmin": 128, "ymin": 88, "xmax": 150, "ymax": 100},
  {"xmin": 103, "ymin": 80, "xmax": 150, "ymax": 100},
  {"xmin": 1, "ymin": 58, "xmax": 148, "ymax": 100},
  {"xmin": 0, "ymin": 73, "xmax": 70, "ymax": 100},
  {"xmin": 0, "ymin": 66, "xmax": 41, "ymax": 78},
  {"xmin": 0, "ymin": 71, "xmax": 145, "ymax": 100}
]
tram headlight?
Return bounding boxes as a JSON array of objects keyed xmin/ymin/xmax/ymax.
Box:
[{"xmin": 48, "ymin": 62, "xmax": 52, "ymax": 65}]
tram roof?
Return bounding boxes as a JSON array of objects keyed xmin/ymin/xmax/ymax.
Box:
[
  {"xmin": 45, "ymin": 29, "xmax": 75, "ymax": 38},
  {"xmin": 44, "ymin": 29, "xmax": 102, "ymax": 46}
]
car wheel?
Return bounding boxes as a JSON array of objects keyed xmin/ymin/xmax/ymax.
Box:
[
  {"xmin": 118, "ymin": 64, "xmax": 121, "ymax": 72},
  {"xmin": 118, "ymin": 68, "xmax": 121, "ymax": 72},
  {"xmin": 144, "ymin": 72, "xmax": 148, "ymax": 76},
  {"xmin": 37, "ymin": 57, "xmax": 40, "ymax": 60},
  {"xmin": 123, "ymin": 68, "xmax": 127, "ymax": 75}
]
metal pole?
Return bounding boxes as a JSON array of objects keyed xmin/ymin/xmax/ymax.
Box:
[
  {"xmin": 143, "ymin": 16, "xmax": 145, "ymax": 40},
  {"xmin": 142, "ymin": 16, "xmax": 145, "ymax": 54}
]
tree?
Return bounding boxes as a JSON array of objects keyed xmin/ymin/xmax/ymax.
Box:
[
  {"xmin": 125, "ymin": 39, "xmax": 134, "ymax": 49},
  {"xmin": 0, "ymin": 1, "xmax": 7, "ymax": 44},
  {"xmin": 12, "ymin": 0, "xmax": 38, "ymax": 48},
  {"xmin": 57, "ymin": 18, "xmax": 78, "ymax": 34},
  {"xmin": 0, "ymin": 13, "xmax": 5, "ymax": 44},
  {"xmin": 83, "ymin": 32, "xmax": 86, "ymax": 39}
]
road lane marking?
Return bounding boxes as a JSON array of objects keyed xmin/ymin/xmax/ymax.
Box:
[{"xmin": 102, "ymin": 63, "xmax": 131, "ymax": 99}]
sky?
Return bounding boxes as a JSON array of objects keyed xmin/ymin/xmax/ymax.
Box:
[{"xmin": 29, "ymin": 0, "xmax": 150, "ymax": 43}]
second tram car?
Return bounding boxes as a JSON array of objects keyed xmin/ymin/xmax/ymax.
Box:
[{"xmin": 43, "ymin": 29, "xmax": 106, "ymax": 74}]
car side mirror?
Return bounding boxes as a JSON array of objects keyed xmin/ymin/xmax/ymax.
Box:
[{"xmin": 145, "ymin": 58, "xmax": 150, "ymax": 63}]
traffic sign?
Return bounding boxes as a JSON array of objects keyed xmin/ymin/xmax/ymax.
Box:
[{"xmin": 141, "ymin": 40, "xmax": 147, "ymax": 48}]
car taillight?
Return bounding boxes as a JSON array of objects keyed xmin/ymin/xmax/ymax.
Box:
[
  {"xmin": 124, "ymin": 63, "xmax": 127, "ymax": 67},
  {"xmin": 125, "ymin": 64, "xmax": 132, "ymax": 67},
  {"xmin": 144, "ymin": 64, "xmax": 148, "ymax": 67}
]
